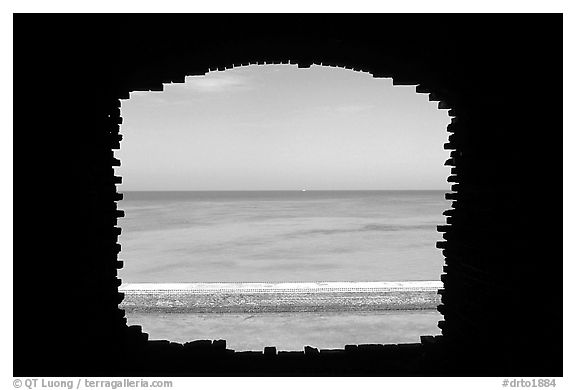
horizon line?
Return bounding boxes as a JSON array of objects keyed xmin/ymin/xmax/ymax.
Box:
[{"xmin": 118, "ymin": 189, "xmax": 450, "ymax": 192}]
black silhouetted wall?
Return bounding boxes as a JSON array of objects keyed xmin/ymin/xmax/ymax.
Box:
[{"xmin": 13, "ymin": 14, "xmax": 562, "ymax": 376}]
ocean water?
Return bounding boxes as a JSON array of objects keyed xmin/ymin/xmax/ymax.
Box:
[
  {"xmin": 118, "ymin": 190, "xmax": 447, "ymax": 347},
  {"xmin": 118, "ymin": 190, "xmax": 448, "ymax": 283},
  {"xmin": 127, "ymin": 311, "xmax": 443, "ymax": 350}
]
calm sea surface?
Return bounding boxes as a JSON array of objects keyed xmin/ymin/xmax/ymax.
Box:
[
  {"xmin": 118, "ymin": 190, "xmax": 448, "ymax": 283},
  {"xmin": 118, "ymin": 190, "xmax": 447, "ymax": 348},
  {"xmin": 127, "ymin": 311, "xmax": 443, "ymax": 350}
]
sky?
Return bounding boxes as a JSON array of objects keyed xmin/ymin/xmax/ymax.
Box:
[{"xmin": 117, "ymin": 64, "xmax": 451, "ymax": 191}]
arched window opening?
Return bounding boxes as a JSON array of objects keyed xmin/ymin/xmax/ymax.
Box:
[{"xmin": 116, "ymin": 64, "xmax": 451, "ymax": 351}]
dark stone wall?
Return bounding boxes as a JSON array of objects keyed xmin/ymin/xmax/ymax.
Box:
[{"xmin": 13, "ymin": 14, "xmax": 562, "ymax": 376}]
